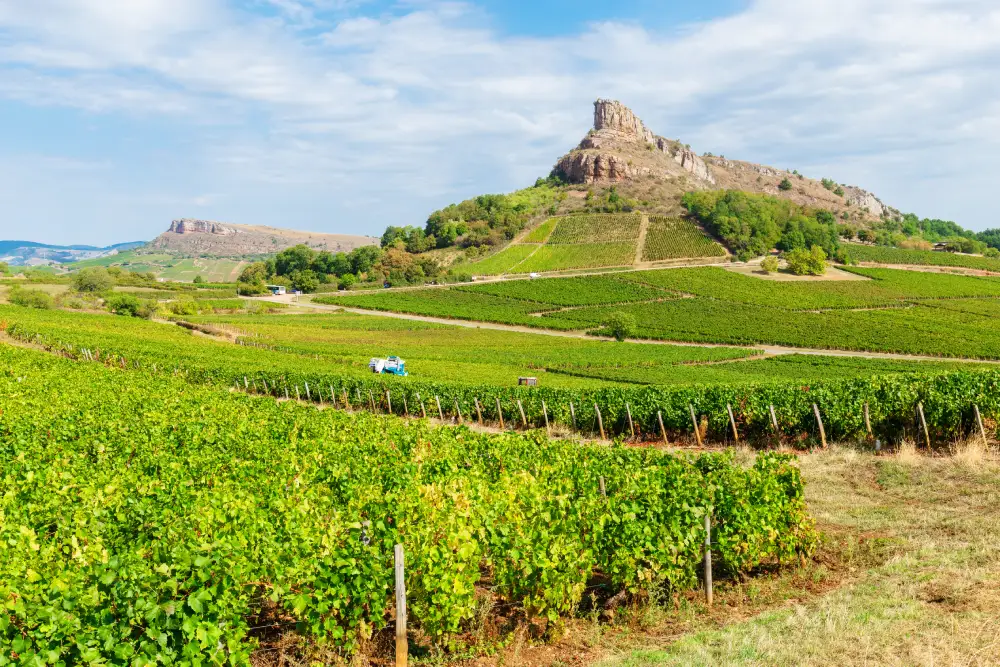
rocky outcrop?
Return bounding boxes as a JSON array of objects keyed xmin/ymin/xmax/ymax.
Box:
[
  {"xmin": 554, "ymin": 100, "xmax": 715, "ymax": 185},
  {"xmin": 843, "ymin": 187, "xmax": 898, "ymax": 219},
  {"xmin": 168, "ymin": 219, "xmax": 237, "ymax": 235}
]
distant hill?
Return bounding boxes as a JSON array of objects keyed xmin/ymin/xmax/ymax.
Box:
[
  {"xmin": 0, "ymin": 240, "xmax": 145, "ymax": 266},
  {"xmin": 147, "ymin": 219, "xmax": 378, "ymax": 257}
]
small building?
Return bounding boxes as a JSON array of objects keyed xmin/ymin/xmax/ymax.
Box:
[
  {"xmin": 518, "ymin": 377, "xmax": 538, "ymax": 386},
  {"xmin": 266, "ymin": 285, "xmax": 286, "ymax": 295}
]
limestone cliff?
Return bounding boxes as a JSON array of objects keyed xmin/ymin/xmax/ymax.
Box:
[
  {"xmin": 554, "ymin": 99, "xmax": 715, "ymax": 185},
  {"xmin": 149, "ymin": 220, "xmax": 378, "ymax": 257}
]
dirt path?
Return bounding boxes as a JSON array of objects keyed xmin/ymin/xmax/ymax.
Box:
[
  {"xmin": 633, "ymin": 213, "xmax": 650, "ymax": 265},
  {"xmin": 270, "ymin": 297, "xmax": 1000, "ymax": 365}
]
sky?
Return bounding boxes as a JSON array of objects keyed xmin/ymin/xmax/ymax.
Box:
[{"xmin": 0, "ymin": 0, "xmax": 998, "ymax": 246}]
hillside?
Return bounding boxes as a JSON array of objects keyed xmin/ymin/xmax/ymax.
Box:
[
  {"xmin": 552, "ymin": 99, "xmax": 898, "ymax": 223},
  {"xmin": 0, "ymin": 240, "xmax": 144, "ymax": 266},
  {"xmin": 147, "ymin": 219, "xmax": 378, "ymax": 257}
]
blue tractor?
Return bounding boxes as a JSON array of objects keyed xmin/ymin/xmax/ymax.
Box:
[{"xmin": 369, "ymin": 355, "xmax": 408, "ymax": 376}]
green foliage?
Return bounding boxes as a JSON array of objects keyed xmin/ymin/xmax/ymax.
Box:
[
  {"xmin": 193, "ymin": 275, "xmax": 205, "ymax": 284},
  {"xmin": 604, "ymin": 311, "xmax": 637, "ymax": 341},
  {"xmin": 8, "ymin": 287, "xmax": 53, "ymax": 309},
  {"xmin": 682, "ymin": 191, "xmax": 839, "ymax": 261},
  {"xmin": 71, "ymin": 266, "xmax": 114, "ymax": 293},
  {"xmin": 821, "ymin": 178, "xmax": 837, "ymax": 191},
  {"xmin": 0, "ymin": 261, "xmax": 8, "ymax": 275},
  {"xmin": 834, "ymin": 186, "xmax": 845, "ymax": 197},
  {"xmin": 778, "ymin": 178, "xmax": 793, "ymax": 191},
  {"xmin": 290, "ymin": 269, "xmax": 320, "ymax": 293},
  {"xmin": 760, "ymin": 256, "xmax": 779, "ymax": 273},
  {"xmin": 848, "ymin": 245, "xmax": 1000, "ymax": 272},
  {"xmin": 105, "ymin": 293, "xmax": 153, "ymax": 318},
  {"xmin": 0, "ymin": 343, "xmax": 816, "ymax": 659},
  {"xmin": 784, "ymin": 246, "xmax": 827, "ymax": 276}
]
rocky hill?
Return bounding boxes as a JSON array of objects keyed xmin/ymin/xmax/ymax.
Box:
[
  {"xmin": 553, "ymin": 99, "xmax": 898, "ymax": 223},
  {"xmin": 147, "ymin": 219, "xmax": 378, "ymax": 257}
]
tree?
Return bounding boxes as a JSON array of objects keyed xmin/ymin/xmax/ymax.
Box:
[
  {"xmin": 338, "ymin": 273, "xmax": 358, "ymax": 290},
  {"xmin": 105, "ymin": 293, "xmax": 151, "ymax": 318},
  {"xmin": 778, "ymin": 178, "xmax": 793, "ymax": 191},
  {"xmin": 984, "ymin": 247, "xmax": 1000, "ymax": 259},
  {"xmin": 193, "ymin": 275, "xmax": 204, "ymax": 284},
  {"xmin": 274, "ymin": 244, "xmax": 316, "ymax": 276},
  {"xmin": 857, "ymin": 229, "xmax": 876, "ymax": 243},
  {"xmin": 761, "ymin": 256, "xmax": 779, "ymax": 274},
  {"xmin": 785, "ymin": 245, "xmax": 827, "ymax": 276},
  {"xmin": 289, "ymin": 269, "xmax": 320, "ymax": 293},
  {"xmin": 604, "ymin": 311, "xmax": 637, "ymax": 342},
  {"xmin": 834, "ymin": 186, "xmax": 845, "ymax": 196},
  {"xmin": 72, "ymin": 267, "xmax": 114, "ymax": 293},
  {"xmin": 348, "ymin": 245, "xmax": 383, "ymax": 276},
  {"xmin": 238, "ymin": 262, "xmax": 270, "ymax": 285}
]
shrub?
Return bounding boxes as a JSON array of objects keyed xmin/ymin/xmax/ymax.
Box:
[
  {"xmin": 778, "ymin": 178, "xmax": 793, "ymax": 191},
  {"xmin": 984, "ymin": 247, "xmax": 1000, "ymax": 259},
  {"xmin": 785, "ymin": 245, "xmax": 827, "ymax": 276},
  {"xmin": 604, "ymin": 311, "xmax": 637, "ymax": 342},
  {"xmin": 105, "ymin": 293, "xmax": 153, "ymax": 318},
  {"xmin": 761, "ymin": 256, "xmax": 779, "ymax": 274},
  {"xmin": 8, "ymin": 287, "xmax": 53, "ymax": 309},
  {"xmin": 338, "ymin": 273, "xmax": 358, "ymax": 290},
  {"xmin": 72, "ymin": 267, "xmax": 114, "ymax": 293},
  {"xmin": 834, "ymin": 186, "xmax": 845, "ymax": 197},
  {"xmin": 193, "ymin": 275, "xmax": 204, "ymax": 284}
]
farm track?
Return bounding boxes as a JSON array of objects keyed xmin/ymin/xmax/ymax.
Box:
[
  {"xmin": 633, "ymin": 213, "xmax": 650, "ymax": 265},
  {"xmin": 277, "ymin": 298, "xmax": 1000, "ymax": 365}
]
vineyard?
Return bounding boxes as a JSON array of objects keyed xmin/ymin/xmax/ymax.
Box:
[
  {"xmin": 514, "ymin": 243, "xmax": 635, "ymax": 272},
  {"xmin": 848, "ymin": 243, "xmax": 1000, "ymax": 272},
  {"xmin": 547, "ymin": 213, "xmax": 642, "ymax": 244},
  {"xmin": 641, "ymin": 216, "xmax": 727, "ymax": 261},
  {"xmin": 0, "ymin": 343, "xmax": 816, "ymax": 662}
]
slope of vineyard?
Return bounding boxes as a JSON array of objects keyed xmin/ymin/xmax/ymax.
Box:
[
  {"xmin": 642, "ymin": 216, "xmax": 727, "ymax": 261},
  {"xmin": 848, "ymin": 244, "xmax": 1000, "ymax": 272}
]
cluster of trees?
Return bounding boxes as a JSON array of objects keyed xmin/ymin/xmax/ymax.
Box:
[
  {"xmin": 237, "ymin": 243, "xmax": 445, "ymax": 294},
  {"xmin": 843, "ymin": 213, "xmax": 1000, "ymax": 257},
  {"xmin": 682, "ymin": 190, "xmax": 840, "ymax": 261}
]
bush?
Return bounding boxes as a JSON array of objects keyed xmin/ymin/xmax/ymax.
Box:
[
  {"xmin": 8, "ymin": 288, "xmax": 53, "ymax": 309},
  {"xmin": 778, "ymin": 178, "xmax": 793, "ymax": 191},
  {"xmin": 193, "ymin": 275, "xmax": 204, "ymax": 284},
  {"xmin": 338, "ymin": 273, "xmax": 358, "ymax": 290},
  {"xmin": 760, "ymin": 256, "xmax": 779, "ymax": 274},
  {"xmin": 785, "ymin": 245, "xmax": 827, "ymax": 276},
  {"xmin": 72, "ymin": 267, "xmax": 114, "ymax": 293},
  {"xmin": 604, "ymin": 311, "xmax": 637, "ymax": 342},
  {"xmin": 834, "ymin": 186, "xmax": 845, "ymax": 197},
  {"xmin": 984, "ymin": 247, "xmax": 1000, "ymax": 259},
  {"xmin": 105, "ymin": 293, "xmax": 153, "ymax": 318}
]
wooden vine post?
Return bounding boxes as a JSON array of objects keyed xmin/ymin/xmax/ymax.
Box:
[
  {"xmin": 863, "ymin": 402, "xmax": 873, "ymax": 438},
  {"xmin": 917, "ymin": 402, "xmax": 931, "ymax": 449},
  {"xmin": 474, "ymin": 398, "xmax": 483, "ymax": 425},
  {"xmin": 454, "ymin": 400, "xmax": 463, "ymax": 424},
  {"xmin": 595, "ymin": 404, "xmax": 606, "ymax": 440},
  {"xmin": 517, "ymin": 400, "xmax": 527, "ymax": 428},
  {"xmin": 704, "ymin": 511, "xmax": 713, "ymax": 607},
  {"xmin": 435, "ymin": 396, "xmax": 444, "ymax": 421},
  {"xmin": 689, "ymin": 404, "xmax": 703, "ymax": 447},
  {"xmin": 343, "ymin": 390, "xmax": 351, "ymax": 411},
  {"xmin": 974, "ymin": 405, "xmax": 988, "ymax": 445},
  {"xmin": 542, "ymin": 401, "xmax": 550, "ymax": 434},
  {"xmin": 813, "ymin": 404, "xmax": 827, "ymax": 448},
  {"xmin": 368, "ymin": 389, "xmax": 376, "ymax": 412},
  {"xmin": 417, "ymin": 393, "xmax": 426, "ymax": 419},
  {"xmin": 657, "ymin": 411, "xmax": 668, "ymax": 445},
  {"xmin": 295, "ymin": 386, "xmax": 301, "ymax": 401},
  {"xmin": 395, "ymin": 544, "xmax": 407, "ymax": 667},
  {"xmin": 570, "ymin": 402, "xmax": 577, "ymax": 429},
  {"xmin": 386, "ymin": 390, "xmax": 392, "ymax": 415},
  {"xmin": 769, "ymin": 404, "xmax": 779, "ymax": 433},
  {"xmin": 305, "ymin": 382, "xmax": 311, "ymax": 402},
  {"xmin": 599, "ymin": 476, "xmax": 607, "ymax": 497},
  {"xmin": 726, "ymin": 403, "xmax": 738, "ymax": 442},
  {"xmin": 495, "ymin": 398, "xmax": 504, "ymax": 429},
  {"xmin": 625, "ymin": 404, "xmax": 635, "ymax": 438},
  {"xmin": 402, "ymin": 395, "xmax": 409, "ymax": 417}
]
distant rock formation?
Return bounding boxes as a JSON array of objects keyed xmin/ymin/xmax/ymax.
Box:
[
  {"xmin": 149, "ymin": 220, "xmax": 378, "ymax": 257},
  {"xmin": 555, "ymin": 99, "xmax": 715, "ymax": 185}
]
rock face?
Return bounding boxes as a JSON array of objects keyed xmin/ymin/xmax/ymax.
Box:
[
  {"xmin": 843, "ymin": 187, "xmax": 898, "ymax": 219},
  {"xmin": 554, "ymin": 99, "xmax": 715, "ymax": 185},
  {"xmin": 168, "ymin": 219, "xmax": 237, "ymax": 236}
]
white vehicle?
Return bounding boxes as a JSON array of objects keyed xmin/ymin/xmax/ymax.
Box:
[{"xmin": 529, "ymin": 272, "xmax": 540, "ymax": 279}]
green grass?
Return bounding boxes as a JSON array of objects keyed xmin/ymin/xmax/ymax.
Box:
[
  {"xmin": 849, "ymin": 244, "xmax": 1000, "ymax": 272},
  {"xmin": 523, "ymin": 217, "xmax": 558, "ymax": 243},
  {"xmin": 462, "ymin": 244, "xmax": 539, "ymax": 276},
  {"xmin": 641, "ymin": 216, "xmax": 726, "ymax": 261},
  {"xmin": 516, "ymin": 243, "xmax": 637, "ymax": 272}
]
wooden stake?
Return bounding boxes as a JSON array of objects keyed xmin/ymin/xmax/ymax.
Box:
[
  {"xmin": 727, "ymin": 403, "xmax": 738, "ymax": 442},
  {"xmin": 402, "ymin": 395, "xmax": 409, "ymax": 417},
  {"xmin": 418, "ymin": 394, "xmax": 426, "ymax": 419},
  {"xmin": 657, "ymin": 411, "xmax": 668, "ymax": 445},
  {"xmin": 244, "ymin": 376, "xmax": 249, "ymax": 389},
  {"xmin": 917, "ymin": 402, "xmax": 931, "ymax": 449},
  {"xmin": 974, "ymin": 405, "xmax": 988, "ymax": 445},
  {"xmin": 542, "ymin": 401, "xmax": 550, "ymax": 434},
  {"xmin": 770, "ymin": 404, "xmax": 779, "ymax": 433},
  {"xmin": 474, "ymin": 398, "xmax": 483, "ymax": 425},
  {"xmin": 284, "ymin": 385, "xmax": 289, "ymax": 400},
  {"xmin": 305, "ymin": 382, "xmax": 311, "ymax": 402},
  {"xmin": 570, "ymin": 402, "xmax": 577, "ymax": 429},
  {"xmin": 343, "ymin": 390, "xmax": 351, "ymax": 411},
  {"xmin": 395, "ymin": 544, "xmax": 407, "ymax": 667},
  {"xmin": 517, "ymin": 400, "xmax": 527, "ymax": 428},
  {"xmin": 599, "ymin": 476, "xmax": 606, "ymax": 497},
  {"xmin": 495, "ymin": 398, "xmax": 504, "ymax": 429},
  {"xmin": 386, "ymin": 390, "xmax": 392, "ymax": 415},
  {"xmin": 595, "ymin": 404, "xmax": 606, "ymax": 440},
  {"xmin": 368, "ymin": 389, "xmax": 376, "ymax": 412},
  {"xmin": 689, "ymin": 404, "xmax": 703, "ymax": 447},
  {"xmin": 295, "ymin": 386, "xmax": 301, "ymax": 401},
  {"xmin": 329, "ymin": 385, "xmax": 336, "ymax": 408},
  {"xmin": 454, "ymin": 400, "xmax": 463, "ymax": 424},
  {"xmin": 704, "ymin": 512, "xmax": 713, "ymax": 607},
  {"xmin": 813, "ymin": 403, "xmax": 827, "ymax": 448},
  {"xmin": 626, "ymin": 404, "xmax": 635, "ymax": 438},
  {"xmin": 435, "ymin": 396, "xmax": 444, "ymax": 421},
  {"xmin": 864, "ymin": 402, "xmax": 873, "ymax": 437}
]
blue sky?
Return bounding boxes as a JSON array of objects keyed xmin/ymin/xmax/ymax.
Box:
[{"xmin": 0, "ymin": 0, "xmax": 998, "ymax": 246}]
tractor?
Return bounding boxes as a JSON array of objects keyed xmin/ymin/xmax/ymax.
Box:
[{"xmin": 369, "ymin": 356, "xmax": 408, "ymax": 376}]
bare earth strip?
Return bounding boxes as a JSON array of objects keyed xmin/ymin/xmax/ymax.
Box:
[{"xmin": 274, "ymin": 297, "xmax": 1000, "ymax": 365}]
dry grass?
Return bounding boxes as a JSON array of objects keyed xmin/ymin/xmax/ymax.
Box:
[{"xmin": 597, "ymin": 445, "xmax": 1000, "ymax": 666}]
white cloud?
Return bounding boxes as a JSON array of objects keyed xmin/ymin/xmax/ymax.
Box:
[{"xmin": 0, "ymin": 0, "xmax": 999, "ymax": 244}]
